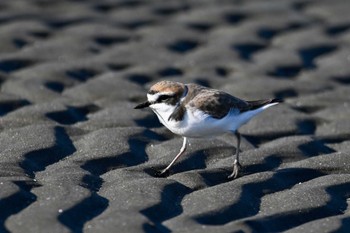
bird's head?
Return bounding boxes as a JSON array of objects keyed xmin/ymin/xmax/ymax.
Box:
[{"xmin": 134, "ymin": 81, "xmax": 187, "ymax": 110}]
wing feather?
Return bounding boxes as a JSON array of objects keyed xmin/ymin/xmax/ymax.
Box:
[
  {"xmin": 185, "ymin": 84, "xmax": 249, "ymax": 119},
  {"xmin": 183, "ymin": 84, "xmax": 280, "ymax": 119}
]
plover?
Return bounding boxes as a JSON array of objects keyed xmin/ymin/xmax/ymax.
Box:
[{"xmin": 135, "ymin": 80, "xmax": 281, "ymax": 179}]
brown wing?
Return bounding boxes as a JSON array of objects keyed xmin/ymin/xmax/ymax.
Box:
[{"xmin": 186, "ymin": 84, "xmax": 250, "ymax": 119}]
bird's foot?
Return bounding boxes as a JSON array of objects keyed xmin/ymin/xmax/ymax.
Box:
[
  {"xmin": 154, "ymin": 168, "xmax": 169, "ymax": 177},
  {"xmin": 228, "ymin": 160, "xmax": 242, "ymax": 179}
]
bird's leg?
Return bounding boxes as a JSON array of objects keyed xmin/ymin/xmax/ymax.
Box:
[
  {"xmin": 158, "ymin": 137, "xmax": 187, "ymax": 176},
  {"xmin": 228, "ymin": 131, "xmax": 242, "ymax": 179}
]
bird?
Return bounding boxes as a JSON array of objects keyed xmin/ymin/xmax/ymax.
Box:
[{"xmin": 135, "ymin": 80, "xmax": 281, "ymax": 179}]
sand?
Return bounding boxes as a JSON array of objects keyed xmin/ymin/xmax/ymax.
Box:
[{"xmin": 0, "ymin": 0, "xmax": 349, "ymax": 232}]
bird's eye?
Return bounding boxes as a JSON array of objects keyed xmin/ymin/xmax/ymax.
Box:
[{"xmin": 158, "ymin": 95, "xmax": 172, "ymax": 102}]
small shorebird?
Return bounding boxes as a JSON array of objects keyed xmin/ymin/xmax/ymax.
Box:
[{"xmin": 135, "ymin": 80, "xmax": 281, "ymax": 179}]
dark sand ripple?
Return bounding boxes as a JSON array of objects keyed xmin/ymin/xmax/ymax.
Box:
[{"xmin": 0, "ymin": 0, "xmax": 349, "ymax": 232}]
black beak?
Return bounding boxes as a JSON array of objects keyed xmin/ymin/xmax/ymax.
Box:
[{"xmin": 134, "ymin": 101, "xmax": 151, "ymax": 109}]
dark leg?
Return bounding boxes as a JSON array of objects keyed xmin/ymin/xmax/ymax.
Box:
[
  {"xmin": 158, "ymin": 137, "xmax": 187, "ymax": 176},
  {"xmin": 228, "ymin": 131, "xmax": 242, "ymax": 179}
]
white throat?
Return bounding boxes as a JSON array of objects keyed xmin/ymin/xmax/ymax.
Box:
[
  {"xmin": 147, "ymin": 85, "xmax": 188, "ymax": 131},
  {"xmin": 150, "ymin": 102, "xmax": 177, "ymax": 127}
]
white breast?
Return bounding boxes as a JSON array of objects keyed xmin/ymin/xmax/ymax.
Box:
[
  {"xmin": 151, "ymin": 102, "xmax": 278, "ymax": 138},
  {"xmin": 150, "ymin": 103, "xmax": 181, "ymax": 130},
  {"xmin": 151, "ymin": 103, "xmax": 234, "ymax": 138}
]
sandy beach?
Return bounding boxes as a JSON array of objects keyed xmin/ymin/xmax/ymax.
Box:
[{"xmin": 0, "ymin": 0, "xmax": 349, "ymax": 232}]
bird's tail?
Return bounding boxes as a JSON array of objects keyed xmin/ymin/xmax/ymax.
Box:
[{"xmin": 246, "ymin": 98, "xmax": 283, "ymax": 111}]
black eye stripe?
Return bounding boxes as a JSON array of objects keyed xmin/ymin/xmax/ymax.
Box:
[{"xmin": 158, "ymin": 95, "xmax": 173, "ymax": 102}]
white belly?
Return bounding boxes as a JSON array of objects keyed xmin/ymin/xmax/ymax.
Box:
[
  {"xmin": 170, "ymin": 108, "xmax": 240, "ymax": 137},
  {"xmin": 150, "ymin": 101, "xmax": 278, "ymax": 138},
  {"xmin": 152, "ymin": 107, "xmax": 244, "ymax": 138}
]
